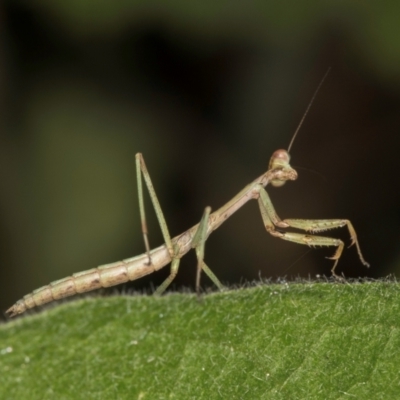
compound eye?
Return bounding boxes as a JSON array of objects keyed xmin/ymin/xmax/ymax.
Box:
[{"xmin": 269, "ymin": 149, "xmax": 290, "ymax": 170}]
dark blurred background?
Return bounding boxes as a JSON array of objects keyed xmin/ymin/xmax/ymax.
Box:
[{"xmin": 1, "ymin": 2, "xmax": 400, "ymax": 319}]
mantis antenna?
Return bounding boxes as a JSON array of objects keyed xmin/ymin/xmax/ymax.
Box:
[{"xmin": 287, "ymin": 68, "xmax": 331, "ymax": 153}]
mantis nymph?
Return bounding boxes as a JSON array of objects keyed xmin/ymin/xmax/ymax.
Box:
[{"xmin": 6, "ymin": 72, "xmax": 369, "ymax": 317}]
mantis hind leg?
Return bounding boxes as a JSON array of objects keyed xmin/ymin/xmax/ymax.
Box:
[
  {"xmin": 153, "ymin": 250, "xmax": 181, "ymax": 295},
  {"xmin": 136, "ymin": 154, "xmax": 224, "ymax": 294},
  {"xmin": 136, "ymin": 153, "xmax": 175, "ymax": 263},
  {"xmin": 136, "ymin": 153, "xmax": 180, "ymax": 293}
]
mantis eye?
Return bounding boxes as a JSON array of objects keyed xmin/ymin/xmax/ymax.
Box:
[{"xmin": 269, "ymin": 149, "xmax": 290, "ymax": 170}]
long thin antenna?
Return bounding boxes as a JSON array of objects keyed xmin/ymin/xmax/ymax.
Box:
[{"xmin": 287, "ymin": 68, "xmax": 331, "ymax": 153}]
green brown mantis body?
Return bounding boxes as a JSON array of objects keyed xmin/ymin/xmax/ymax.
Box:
[
  {"xmin": 6, "ymin": 148, "xmax": 369, "ymax": 317},
  {"xmin": 6, "ymin": 72, "xmax": 369, "ymax": 317}
]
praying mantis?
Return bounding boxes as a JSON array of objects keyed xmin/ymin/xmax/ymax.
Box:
[{"xmin": 6, "ymin": 72, "xmax": 369, "ymax": 317}]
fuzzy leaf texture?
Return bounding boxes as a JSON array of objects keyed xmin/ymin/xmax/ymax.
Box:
[{"xmin": 1, "ymin": 282, "xmax": 400, "ymax": 399}]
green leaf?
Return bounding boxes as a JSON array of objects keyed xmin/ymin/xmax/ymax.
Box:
[{"xmin": 1, "ymin": 282, "xmax": 400, "ymax": 399}]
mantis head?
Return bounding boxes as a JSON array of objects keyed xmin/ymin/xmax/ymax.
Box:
[{"xmin": 268, "ymin": 149, "xmax": 297, "ymax": 187}]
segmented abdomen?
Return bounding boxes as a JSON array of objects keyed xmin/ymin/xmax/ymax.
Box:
[{"xmin": 7, "ymin": 260, "xmax": 151, "ymax": 317}]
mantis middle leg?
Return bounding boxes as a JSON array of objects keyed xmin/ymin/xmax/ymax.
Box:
[{"xmin": 191, "ymin": 206, "xmax": 225, "ymax": 294}]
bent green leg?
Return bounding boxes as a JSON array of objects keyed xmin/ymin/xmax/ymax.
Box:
[
  {"xmin": 136, "ymin": 153, "xmax": 174, "ymax": 260},
  {"xmin": 153, "ymin": 248, "xmax": 181, "ymax": 295},
  {"xmin": 136, "ymin": 153, "xmax": 182, "ymax": 293},
  {"xmin": 257, "ymin": 186, "xmax": 369, "ymax": 278},
  {"xmin": 284, "ymin": 219, "xmax": 369, "ymax": 268},
  {"xmin": 191, "ymin": 206, "xmax": 225, "ymax": 294}
]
